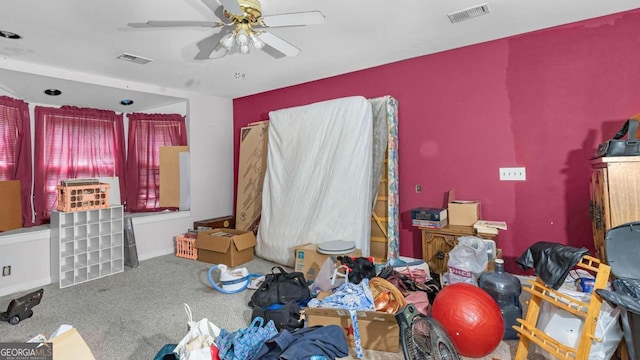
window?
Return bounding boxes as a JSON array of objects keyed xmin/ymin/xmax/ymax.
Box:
[
  {"xmin": 0, "ymin": 96, "xmax": 33, "ymax": 227},
  {"xmin": 33, "ymin": 106, "xmax": 125, "ymax": 224},
  {"xmin": 125, "ymin": 113, "xmax": 187, "ymax": 212}
]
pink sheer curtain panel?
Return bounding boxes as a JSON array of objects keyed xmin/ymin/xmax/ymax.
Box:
[
  {"xmin": 126, "ymin": 113, "xmax": 187, "ymax": 212},
  {"xmin": 0, "ymin": 96, "xmax": 34, "ymax": 227},
  {"xmin": 33, "ymin": 106, "xmax": 126, "ymax": 224}
]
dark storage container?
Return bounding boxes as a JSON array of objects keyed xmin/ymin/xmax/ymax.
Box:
[{"xmin": 596, "ymin": 222, "xmax": 640, "ymax": 360}]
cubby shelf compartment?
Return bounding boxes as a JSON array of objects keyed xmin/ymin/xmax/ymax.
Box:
[{"xmin": 51, "ymin": 205, "xmax": 124, "ymax": 288}]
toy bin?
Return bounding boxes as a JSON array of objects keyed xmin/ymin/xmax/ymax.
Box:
[
  {"xmin": 175, "ymin": 235, "xmax": 197, "ymax": 260},
  {"xmin": 56, "ymin": 183, "xmax": 110, "ymax": 212}
]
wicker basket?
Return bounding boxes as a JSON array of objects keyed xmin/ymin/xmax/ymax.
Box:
[{"xmin": 369, "ymin": 277, "xmax": 407, "ymax": 314}]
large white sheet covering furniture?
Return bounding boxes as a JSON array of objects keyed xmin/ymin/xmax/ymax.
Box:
[{"xmin": 256, "ymin": 96, "xmax": 373, "ymax": 266}]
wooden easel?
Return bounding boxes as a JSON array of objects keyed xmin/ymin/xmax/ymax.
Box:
[{"xmin": 513, "ymin": 255, "xmax": 611, "ymax": 359}]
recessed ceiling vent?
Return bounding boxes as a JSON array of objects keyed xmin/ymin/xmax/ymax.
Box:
[
  {"xmin": 116, "ymin": 53, "xmax": 152, "ymax": 65},
  {"xmin": 448, "ymin": 3, "xmax": 490, "ymax": 23}
]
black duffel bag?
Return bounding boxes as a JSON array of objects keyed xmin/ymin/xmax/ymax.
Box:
[
  {"xmin": 248, "ymin": 266, "xmax": 310, "ymax": 308},
  {"xmin": 250, "ymin": 301, "xmax": 304, "ymax": 332},
  {"xmin": 592, "ymin": 119, "xmax": 640, "ymax": 159}
]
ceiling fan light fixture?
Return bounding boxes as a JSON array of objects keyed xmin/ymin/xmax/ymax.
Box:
[
  {"xmin": 236, "ymin": 29, "xmax": 249, "ymax": 46},
  {"xmin": 240, "ymin": 44, "xmax": 250, "ymax": 54},
  {"xmin": 220, "ymin": 33, "xmax": 235, "ymax": 49},
  {"xmin": 249, "ymin": 32, "xmax": 264, "ymax": 49}
]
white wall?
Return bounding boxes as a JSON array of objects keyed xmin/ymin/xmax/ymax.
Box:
[
  {"xmin": 0, "ymin": 229, "xmax": 51, "ymax": 297},
  {"xmin": 0, "ymin": 66, "xmax": 234, "ymax": 297}
]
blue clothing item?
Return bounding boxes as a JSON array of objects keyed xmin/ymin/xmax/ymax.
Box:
[
  {"xmin": 216, "ymin": 317, "xmax": 278, "ymax": 360},
  {"xmin": 307, "ymin": 278, "xmax": 374, "ymax": 358},
  {"xmin": 307, "ymin": 278, "xmax": 375, "ymax": 311},
  {"xmin": 252, "ymin": 325, "xmax": 349, "ymax": 360}
]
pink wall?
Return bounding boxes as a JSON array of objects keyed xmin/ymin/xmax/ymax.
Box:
[{"xmin": 233, "ymin": 10, "xmax": 640, "ymax": 273}]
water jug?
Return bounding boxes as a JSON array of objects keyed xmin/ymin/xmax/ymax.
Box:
[{"xmin": 479, "ymin": 258, "xmax": 522, "ymax": 339}]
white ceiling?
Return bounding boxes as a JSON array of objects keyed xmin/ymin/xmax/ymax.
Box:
[{"xmin": 1, "ymin": 0, "xmax": 639, "ymax": 112}]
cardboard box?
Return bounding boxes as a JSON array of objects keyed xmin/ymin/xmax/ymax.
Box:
[
  {"xmin": 235, "ymin": 121, "xmax": 269, "ymax": 232},
  {"xmin": 0, "ymin": 180, "xmax": 22, "ymax": 231},
  {"xmin": 195, "ymin": 229, "xmax": 257, "ymax": 267},
  {"xmin": 50, "ymin": 327, "xmax": 96, "ymax": 360},
  {"xmin": 293, "ymin": 243, "xmax": 362, "ymax": 282},
  {"xmin": 446, "ymin": 189, "xmax": 481, "ymax": 226},
  {"xmin": 305, "ymin": 308, "xmax": 400, "ymax": 352}
]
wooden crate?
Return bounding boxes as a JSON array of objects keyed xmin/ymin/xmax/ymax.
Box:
[{"xmin": 56, "ymin": 183, "xmax": 110, "ymax": 212}]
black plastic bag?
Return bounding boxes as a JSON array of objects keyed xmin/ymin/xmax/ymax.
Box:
[
  {"xmin": 516, "ymin": 241, "xmax": 588, "ymax": 290},
  {"xmin": 248, "ymin": 266, "xmax": 310, "ymax": 308},
  {"xmin": 336, "ymin": 256, "xmax": 376, "ymax": 284}
]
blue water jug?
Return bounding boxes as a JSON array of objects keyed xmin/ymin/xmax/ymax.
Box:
[{"xmin": 479, "ymin": 258, "xmax": 522, "ymax": 339}]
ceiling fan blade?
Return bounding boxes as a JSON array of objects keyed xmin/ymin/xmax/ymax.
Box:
[
  {"xmin": 220, "ymin": 0, "xmax": 243, "ymax": 16},
  {"xmin": 139, "ymin": 20, "xmax": 226, "ymax": 28},
  {"xmin": 257, "ymin": 32, "xmax": 301, "ymax": 57},
  {"xmin": 194, "ymin": 32, "xmax": 227, "ymax": 60},
  {"xmin": 260, "ymin": 11, "xmax": 325, "ymax": 28}
]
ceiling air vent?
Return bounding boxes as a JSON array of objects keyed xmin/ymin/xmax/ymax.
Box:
[
  {"xmin": 448, "ymin": 3, "xmax": 490, "ymax": 23},
  {"xmin": 116, "ymin": 53, "xmax": 152, "ymax": 65}
]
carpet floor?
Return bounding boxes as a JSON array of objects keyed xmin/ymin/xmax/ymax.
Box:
[{"xmin": 0, "ymin": 254, "xmax": 543, "ymax": 359}]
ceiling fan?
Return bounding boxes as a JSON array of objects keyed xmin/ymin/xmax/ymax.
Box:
[{"xmin": 128, "ymin": 0, "xmax": 324, "ymax": 60}]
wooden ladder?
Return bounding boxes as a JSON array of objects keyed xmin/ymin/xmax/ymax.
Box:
[{"xmin": 513, "ymin": 255, "xmax": 611, "ymax": 360}]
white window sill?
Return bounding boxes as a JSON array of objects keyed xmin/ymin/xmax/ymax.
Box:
[
  {"xmin": 0, "ymin": 225, "xmax": 51, "ymax": 245},
  {"xmin": 129, "ymin": 210, "xmax": 191, "ymax": 225},
  {"xmin": 0, "ymin": 211, "xmax": 190, "ymax": 244}
]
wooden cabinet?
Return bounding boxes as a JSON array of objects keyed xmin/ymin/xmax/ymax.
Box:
[
  {"xmin": 193, "ymin": 215, "xmax": 235, "ymax": 231},
  {"xmin": 420, "ymin": 225, "xmax": 497, "ymax": 274},
  {"xmin": 589, "ymin": 156, "xmax": 640, "ymax": 262}
]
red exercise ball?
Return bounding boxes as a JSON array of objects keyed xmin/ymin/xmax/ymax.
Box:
[{"xmin": 431, "ymin": 283, "xmax": 504, "ymax": 358}]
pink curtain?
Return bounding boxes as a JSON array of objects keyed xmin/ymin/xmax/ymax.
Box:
[
  {"xmin": 0, "ymin": 96, "xmax": 34, "ymax": 227},
  {"xmin": 33, "ymin": 106, "xmax": 126, "ymax": 224},
  {"xmin": 125, "ymin": 113, "xmax": 187, "ymax": 212}
]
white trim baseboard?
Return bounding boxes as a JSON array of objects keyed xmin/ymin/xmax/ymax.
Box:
[
  {"xmin": 0, "ymin": 277, "xmax": 51, "ymax": 298},
  {"xmin": 137, "ymin": 247, "xmax": 175, "ymax": 261}
]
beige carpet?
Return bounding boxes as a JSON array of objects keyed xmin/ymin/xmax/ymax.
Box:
[{"xmin": 0, "ymin": 254, "xmax": 543, "ymax": 359}]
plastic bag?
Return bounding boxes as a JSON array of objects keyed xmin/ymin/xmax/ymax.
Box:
[
  {"xmin": 311, "ymin": 257, "xmax": 341, "ymax": 292},
  {"xmin": 534, "ymin": 288, "xmax": 623, "ymax": 360},
  {"xmin": 174, "ymin": 304, "xmax": 221, "ymax": 360},
  {"xmin": 445, "ymin": 236, "xmax": 488, "ymax": 285}
]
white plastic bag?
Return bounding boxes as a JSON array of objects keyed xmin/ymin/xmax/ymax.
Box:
[
  {"xmin": 445, "ymin": 236, "xmax": 488, "ymax": 285},
  {"xmin": 174, "ymin": 304, "xmax": 221, "ymax": 360},
  {"xmin": 534, "ymin": 288, "xmax": 623, "ymax": 360}
]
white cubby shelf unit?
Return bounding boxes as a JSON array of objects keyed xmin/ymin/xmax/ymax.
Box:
[{"xmin": 50, "ymin": 205, "xmax": 124, "ymax": 288}]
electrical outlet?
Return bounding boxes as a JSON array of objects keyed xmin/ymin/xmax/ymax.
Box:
[
  {"xmin": 415, "ymin": 184, "xmax": 422, "ymax": 193},
  {"xmin": 499, "ymin": 167, "xmax": 526, "ymax": 181},
  {"xmin": 2, "ymin": 266, "xmax": 10, "ymax": 276}
]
